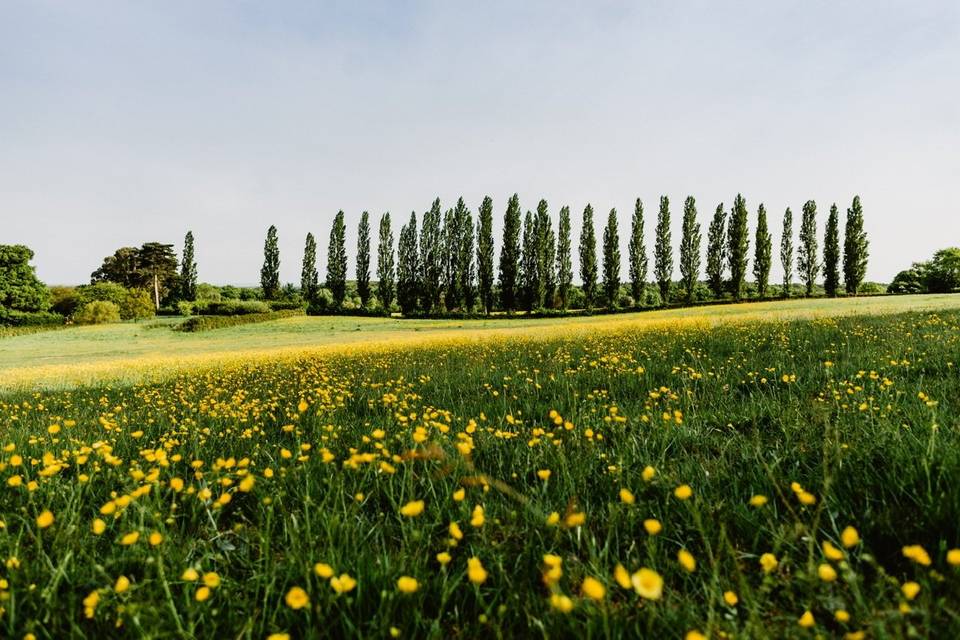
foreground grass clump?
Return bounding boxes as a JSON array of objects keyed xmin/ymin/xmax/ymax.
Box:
[{"xmin": 0, "ymin": 310, "xmax": 959, "ymax": 638}]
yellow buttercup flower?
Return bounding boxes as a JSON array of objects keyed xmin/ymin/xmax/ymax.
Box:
[
  {"xmin": 817, "ymin": 563, "xmax": 837, "ymax": 582},
  {"xmin": 798, "ymin": 610, "xmax": 815, "ymax": 628},
  {"xmin": 619, "ymin": 488, "xmax": 635, "ymax": 504},
  {"xmin": 723, "ymin": 590, "xmax": 738, "ymax": 606},
  {"xmin": 285, "ymin": 586, "xmax": 309, "ymax": 609},
  {"xmin": 467, "ymin": 557, "xmax": 488, "ymax": 584},
  {"xmin": 400, "ymin": 500, "xmax": 425, "ymax": 517},
  {"xmin": 678, "ymin": 549, "xmax": 696, "ymax": 572},
  {"xmin": 674, "ymin": 485, "xmax": 692, "ymax": 500},
  {"xmin": 396, "ymin": 576, "xmax": 418, "ymax": 593},
  {"xmin": 841, "ymin": 526, "xmax": 860, "ymax": 548},
  {"xmin": 314, "ymin": 563, "xmax": 334, "ymax": 578},
  {"xmin": 630, "ymin": 568, "xmax": 663, "ymax": 600},
  {"xmin": 901, "ymin": 581, "xmax": 920, "ymax": 600},
  {"xmin": 760, "ymin": 553, "xmax": 778, "ymax": 573},
  {"xmin": 643, "ymin": 519, "xmax": 662, "ymax": 535},
  {"xmin": 36, "ymin": 510, "xmax": 54, "ymax": 529},
  {"xmin": 581, "ymin": 576, "xmax": 605, "ymax": 601}
]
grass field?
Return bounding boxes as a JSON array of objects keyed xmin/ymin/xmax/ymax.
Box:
[
  {"xmin": 1, "ymin": 295, "xmax": 959, "ymax": 638},
  {"xmin": 3, "ymin": 294, "xmax": 960, "ymax": 391}
]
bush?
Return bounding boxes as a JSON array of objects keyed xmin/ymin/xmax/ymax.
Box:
[
  {"xmin": 176, "ymin": 309, "xmax": 303, "ymax": 332},
  {"xmin": 193, "ymin": 300, "xmax": 271, "ymax": 316},
  {"xmin": 0, "ymin": 308, "xmax": 64, "ymax": 327},
  {"xmin": 268, "ymin": 300, "xmax": 307, "ymax": 311},
  {"xmin": 73, "ymin": 301, "xmax": 121, "ymax": 325},
  {"xmin": 195, "ymin": 283, "xmax": 222, "ymax": 302},
  {"xmin": 176, "ymin": 301, "xmax": 194, "ymax": 316},
  {"xmin": 77, "ymin": 282, "xmax": 128, "ymax": 308},
  {"xmin": 306, "ymin": 289, "xmax": 335, "ymax": 315},
  {"xmin": 49, "ymin": 286, "xmax": 82, "ymax": 317},
  {"xmin": 120, "ymin": 289, "xmax": 156, "ymax": 321}
]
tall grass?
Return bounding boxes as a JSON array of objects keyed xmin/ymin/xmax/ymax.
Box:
[{"xmin": 0, "ymin": 310, "xmax": 958, "ymax": 638}]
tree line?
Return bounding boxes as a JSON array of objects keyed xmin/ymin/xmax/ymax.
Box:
[{"xmin": 256, "ymin": 194, "xmax": 869, "ymax": 315}]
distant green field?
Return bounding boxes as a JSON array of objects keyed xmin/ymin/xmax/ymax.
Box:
[{"xmin": 2, "ymin": 294, "xmax": 959, "ymax": 390}]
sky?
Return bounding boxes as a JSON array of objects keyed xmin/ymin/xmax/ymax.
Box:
[{"xmin": 1, "ymin": 0, "xmax": 958, "ymax": 286}]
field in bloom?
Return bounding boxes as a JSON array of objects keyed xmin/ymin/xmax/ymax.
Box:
[{"xmin": 1, "ymin": 304, "xmax": 960, "ymax": 638}]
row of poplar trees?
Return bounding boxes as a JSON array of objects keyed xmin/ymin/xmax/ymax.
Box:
[{"xmin": 263, "ymin": 194, "xmax": 868, "ymax": 314}]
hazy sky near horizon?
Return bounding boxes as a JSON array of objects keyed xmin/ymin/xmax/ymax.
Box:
[{"xmin": 2, "ymin": 1, "xmax": 958, "ymax": 285}]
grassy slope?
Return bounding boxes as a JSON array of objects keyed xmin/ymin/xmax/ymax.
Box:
[{"xmin": 2, "ymin": 294, "xmax": 959, "ymax": 390}]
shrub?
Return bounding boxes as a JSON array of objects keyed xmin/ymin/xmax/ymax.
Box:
[
  {"xmin": 0, "ymin": 308, "xmax": 64, "ymax": 327},
  {"xmin": 176, "ymin": 309, "xmax": 303, "ymax": 332},
  {"xmin": 193, "ymin": 300, "xmax": 271, "ymax": 316},
  {"xmin": 268, "ymin": 300, "xmax": 306, "ymax": 311},
  {"xmin": 77, "ymin": 282, "xmax": 129, "ymax": 307},
  {"xmin": 119, "ymin": 289, "xmax": 156, "ymax": 321},
  {"xmin": 73, "ymin": 301, "xmax": 121, "ymax": 325},
  {"xmin": 195, "ymin": 283, "xmax": 222, "ymax": 302},
  {"xmin": 176, "ymin": 301, "xmax": 194, "ymax": 316},
  {"xmin": 49, "ymin": 286, "xmax": 83, "ymax": 317}
]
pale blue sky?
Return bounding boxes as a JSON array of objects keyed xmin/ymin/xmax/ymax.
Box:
[{"xmin": 2, "ymin": 1, "xmax": 957, "ymax": 285}]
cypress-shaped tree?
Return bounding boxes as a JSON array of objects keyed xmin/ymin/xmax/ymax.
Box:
[
  {"xmin": 457, "ymin": 199, "xmax": 476, "ymax": 312},
  {"xmin": 498, "ymin": 194, "xmax": 522, "ymax": 312},
  {"xmin": 753, "ymin": 204, "xmax": 772, "ymax": 298},
  {"xmin": 326, "ymin": 211, "xmax": 347, "ymax": 307},
  {"xmin": 579, "ymin": 204, "xmax": 598, "ymax": 309},
  {"xmin": 180, "ymin": 230, "xmax": 197, "ymax": 301},
  {"xmin": 602, "ymin": 208, "xmax": 621, "ymax": 308},
  {"xmin": 420, "ymin": 198, "xmax": 444, "ymax": 312},
  {"xmin": 843, "ymin": 195, "xmax": 869, "ymax": 295},
  {"xmin": 798, "ymin": 200, "xmax": 819, "ymax": 297},
  {"xmin": 521, "ymin": 211, "xmax": 540, "ymax": 312},
  {"xmin": 628, "ymin": 198, "xmax": 648, "ymax": 305},
  {"xmin": 654, "ymin": 196, "xmax": 672, "ymax": 304},
  {"xmin": 397, "ymin": 212, "xmax": 419, "ymax": 314},
  {"xmin": 536, "ymin": 200, "xmax": 556, "ymax": 308},
  {"xmin": 442, "ymin": 207, "xmax": 460, "ymax": 311},
  {"xmin": 780, "ymin": 208, "xmax": 794, "ymax": 298},
  {"xmin": 706, "ymin": 204, "xmax": 726, "ymax": 299},
  {"xmin": 356, "ymin": 211, "xmax": 371, "ymax": 307},
  {"xmin": 823, "ymin": 204, "xmax": 841, "ymax": 297},
  {"xmin": 556, "ymin": 206, "xmax": 573, "ymax": 310},
  {"xmin": 476, "ymin": 196, "xmax": 495, "ymax": 314},
  {"xmin": 300, "ymin": 232, "xmax": 318, "ymax": 303},
  {"xmin": 679, "ymin": 196, "xmax": 701, "ymax": 303},
  {"xmin": 260, "ymin": 225, "xmax": 280, "ymax": 300},
  {"xmin": 727, "ymin": 194, "xmax": 749, "ymax": 301},
  {"xmin": 376, "ymin": 213, "xmax": 395, "ymax": 310}
]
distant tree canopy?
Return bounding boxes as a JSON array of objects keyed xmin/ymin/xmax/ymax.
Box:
[
  {"xmin": 91, "ymin": 242, "xmax": 178, "ymax": 309},
  {"xmin": 889, "ymin": 248, "xmax": 960, "ymax": 294},
  {"xmin": 0, "ymin": 244, "xmax": 49, "ymax": 312}
]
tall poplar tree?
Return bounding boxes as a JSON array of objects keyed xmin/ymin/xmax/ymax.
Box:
[
  {"xmin": 261, "ymin": 225, "xmax": 280, "ymax": 300},
  {"xmin": 798, "ymin": 200, "xmax": 819, "ymax": 297},
  {"xmin": 579, "ymin": 204, "xmax": 597, "ymax": 309},
  {"xmin": 727, "ymin": 194, "xmax": 749, "ymax": 301},
  {"xmin": 397, "ymin": 212, "xmax": 419, "ymax": 314},
  {"xmin": 706, "ymin": 204, "xmax": 726, "ymax": 299},
  {"xmin": 376, "ymin": 213, "xmax": 395, "ymax": 310},
  {"xmin": 457, "ymin": 199, "xmax": 476, "ymax": 312},
  {"xmin": 654, "ymin": 196, "xmax": 672, "ymax": 304},
  {"xmin": 753, "ymin": 204, "xmax": 772, "ymax": 299},
  {"xmin": 679, "ymin": 196, "xmax": 701, "ymax": 303},
  {"xmin": 356, "ymin": 211, "xmax": 371, "ymax": 307},
  {"xmin": 628, "ymin": 198, "xmax": 648, "ymax": 305},
  {"xmin": 300, "ymin": 232, "xmax": 318, "ymax": 303},
  {"xmin": 780, "ymin": 208, "xmax": 794, "ymax": 298},
  {"xmin": 556, "ymin": 206, "xmax": 573, "ymax": 310},
  {"xmin": 476, "ymin": 196, "xmax": 495, "ymax": 314},
  {"xmin": 521, "ymin": 211, "xmax": 540, "ymax": 312},
  {"xmin": 420, "ymin": 198, "xmax": 443, "ymax": 312},
  {"xmin": 326, "ymin": 211, "xmax": 347, "ymax": 307},
  {"xmin": 843, "ymin": 195, "xmax": 869, "ymax": 295},
  {"xmin": 823, "ymin": 204, "xmax": 841, "ymax": 297},
  {"xmin": 180, "ymin": 230, "xmax": 197, "ymax": 301},
  {"xmin": 602, "ymin": 208, "xmax": 621, "ymax": 308},
  {"xmin": 442, "ymin": 207, "xmax": 460, "ymax": 311},
  {"xmin": 536, "ymin": 200, "xmax": 556, "ymax": 308},
  {"xmin": 498, "ymin": 194, "xmax": 522, "ymax": 312}
]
